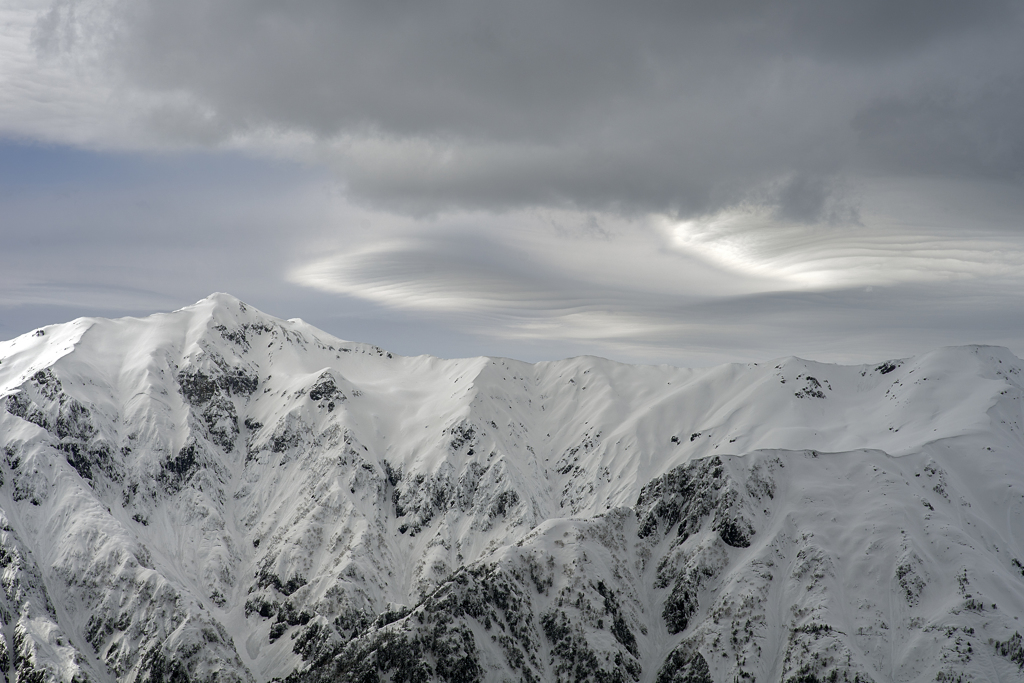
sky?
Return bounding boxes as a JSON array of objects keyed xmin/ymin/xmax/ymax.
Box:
[{"xmin": 2, "ymin": 0, "xmax": 1024, "ymax": 367}]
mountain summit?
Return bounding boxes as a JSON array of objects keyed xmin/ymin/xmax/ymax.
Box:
[{"xmin": 1, "ymin": 295, "xmax": 1023, "ymax": 683}]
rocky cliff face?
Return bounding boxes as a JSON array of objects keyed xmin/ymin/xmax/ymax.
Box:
[{"xmin": 1, "ymin": 294, "xmax": 1024, "ymax": 683}]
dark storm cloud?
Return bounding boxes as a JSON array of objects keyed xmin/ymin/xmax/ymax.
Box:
[
  {"xmin": 34, "ymin": 0, "xmax": 1024, "ymax": 216},
  {"xmin": 853, "ymin": 79, "xmax": 1024, "ymax": 181}
]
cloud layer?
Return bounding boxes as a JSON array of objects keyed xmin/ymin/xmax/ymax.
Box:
[
  {"xmin": 288, "ymin": 191, "xmax": 1024, "ymax": 363},
  {"xmin": 2, "ymin": 0, "xmax": 1024, "ymax": 365},
  {"xmin": 7, "ymin": 0, "xmax": 1022, "ymax": 215}
]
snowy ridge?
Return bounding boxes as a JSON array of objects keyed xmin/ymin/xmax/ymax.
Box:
[{"xmin": 1, "ymin": 294, "xmax": 1023, "ymax": 683}]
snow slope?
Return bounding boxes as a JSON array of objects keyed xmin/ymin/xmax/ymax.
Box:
[{"xmin": 1, "ymin": 293, "xmax": 1023, "ymax": 683}]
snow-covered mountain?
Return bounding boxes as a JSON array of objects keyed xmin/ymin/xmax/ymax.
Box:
[{"xmin": 1, "ymin": 294, "xmax": 1023, "ymax": 683}]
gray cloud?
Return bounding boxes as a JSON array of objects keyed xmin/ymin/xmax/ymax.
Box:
[
  {"xmin": 5, "ymin": 0, "xmax": 1024, "ymax": 369},
  {"xmin": 22, "ymin": 0, "xmax": 1022, "ymax": 217},
  {"xmin": 853, "ymin": 78, "xmax": 1024, "ymax": 181},
  {"xmin": 3, "ymin": 139, "xmax": 1024, "ymax": 368}
]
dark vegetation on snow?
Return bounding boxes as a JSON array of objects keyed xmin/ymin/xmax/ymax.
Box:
[{"xmin": 992, "ymin": 632, "xmax": 1024, "ymax": 669}]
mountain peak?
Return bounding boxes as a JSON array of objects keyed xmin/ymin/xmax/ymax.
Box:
[
  {"xmin": 191, "ymin": 291, "xmax": 245, "ymax": 309},
  {"xmin": 176, "ymin": 292, "xmax": 295, "ymax": 343},
  {"xmin": 181, "ymin": 292, "xmax": 256, "ymax": 322}
]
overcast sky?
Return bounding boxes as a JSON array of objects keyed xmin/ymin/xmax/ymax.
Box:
[{"xmin": 2, "ymin": 0, "xmax": 1024, "ymax": 366}]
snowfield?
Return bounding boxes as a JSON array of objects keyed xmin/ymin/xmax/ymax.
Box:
[{"xmin": 1, "ymin": 293, "xmax": 1023, "ymax": 683}]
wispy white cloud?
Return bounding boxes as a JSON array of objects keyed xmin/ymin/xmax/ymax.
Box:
[
  {"xmin": 289, "ymin": 208, "xmax": 757, "ymax": 311},
  {"xmin": 663, "ymin": 206, "xmax": 1024, "ymax": 289},
  {"xmin": 288, "ymin": 190, "xmax": 1024, "ymax": 363}
]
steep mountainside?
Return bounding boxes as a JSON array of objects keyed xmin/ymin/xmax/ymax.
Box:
[{"xmin": 1, "ymin": 294, "xmax": 1024, "ymax": 683}]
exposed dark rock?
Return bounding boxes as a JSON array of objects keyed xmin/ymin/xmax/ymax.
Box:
[
  {"xmin": 449, "ymin": 423, "xmax": 476, "ymax": 452},
  {"xmin": 178, "ymin": 370, "xmax": 219, "ymax": 406},
  {"xmin": 656, "ymin": 647, "xmax": 712, "ymax": 683},
  {"xmin": 158, "ymin": 441, "xmax": 200, "ymax": 493},
  {"xmin": 256, "ymin": 569, "xmax": 308, "ymax": 597},
  {"xmin": 716, "ymin": 517, "xmax": 752, "ymax": 548},
  {"xmin": 202, "ymin": 394, "xmax": 239, "ymax": 450},
  {"xmin": 662, "ymin": 581, "xmax": 698, "ymax": 634},
  {"xmin": 635, "ymin": 457, "xmax": 725, "ymax": 541}
]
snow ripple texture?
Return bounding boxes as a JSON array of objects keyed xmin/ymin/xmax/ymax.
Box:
[{"xmin": 0, "ymin": 294, "xmax": 1023, "ymax": 683}]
